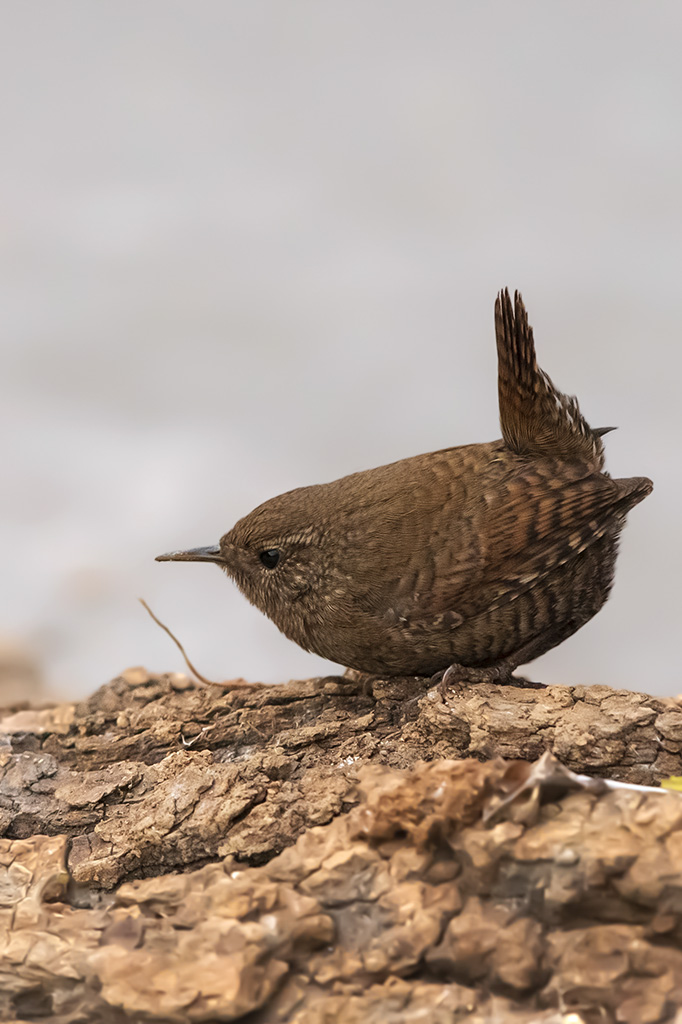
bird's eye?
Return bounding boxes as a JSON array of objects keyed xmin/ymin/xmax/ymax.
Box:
[{"xmin": 259, "ymin": 549, "xmax": 280, "ymax": 570}]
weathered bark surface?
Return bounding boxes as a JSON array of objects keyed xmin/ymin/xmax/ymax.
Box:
[{"xmin": 2, "ymin": 667, "xmax": 682, "ymax": 1022}]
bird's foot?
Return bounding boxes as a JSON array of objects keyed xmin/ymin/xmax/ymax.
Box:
[
  {"xmin": 433, "ymin": 662, "xmax": 546, "ymax": 700},
  {"xmin": 434, "ymin": 662, "xmax": 510, "ymax": 699},
  {"xmin": 342, "ymin": 667, "xmax": 379, "ymax": 698}
]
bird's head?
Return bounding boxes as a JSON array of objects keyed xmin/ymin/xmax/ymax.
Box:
[{"xmin": 156, "ymin": 486, "xmax": 333, "ymax": 642}]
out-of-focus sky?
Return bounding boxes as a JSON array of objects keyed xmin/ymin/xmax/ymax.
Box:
[{"xmin": 0, "ymin": 1, "xmax": 679, "ymax": 698}]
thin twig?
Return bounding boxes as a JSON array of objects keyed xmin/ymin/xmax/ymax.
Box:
[{"xmin": 138, "ymin": 598, "xmax": 260, "ymax": 690}]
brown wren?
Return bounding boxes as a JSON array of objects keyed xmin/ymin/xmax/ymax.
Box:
[{"xmin": 157, "ymin": 290, "xmax": 652, "ymax": 687}]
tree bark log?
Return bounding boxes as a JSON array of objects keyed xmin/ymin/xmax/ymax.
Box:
[{"xmin": 2, "ymin": 668, "xmax": 682, "ymax": 1022}]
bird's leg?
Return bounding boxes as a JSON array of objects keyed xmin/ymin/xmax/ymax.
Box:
[
  {"xmin": 434, "ymin": 661, "xmax": 510, "ymax": 698},
  {"xmin": 342, "ymin": 667, "xmax": 380, "ymax": 698},
  {"xmin": 433, "ymin": 656, "xmax": 547, "ymax": 699}
]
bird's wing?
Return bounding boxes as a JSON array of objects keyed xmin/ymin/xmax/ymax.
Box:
[
  {"xmin": 388, "ymin": 462, "xmax": 647, "ymax": 629},
  {"xmin": 468, "ymin": 465, "xmax": 649, "ymax": 616}
]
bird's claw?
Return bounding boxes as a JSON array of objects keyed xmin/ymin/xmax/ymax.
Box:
[{"xmin": 432, "ymin": 660, "xmax": 546, "ymax": 701}]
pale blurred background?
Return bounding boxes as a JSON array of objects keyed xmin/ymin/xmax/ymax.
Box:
[{"xmin": 0, "ymin": 1, "xmax": 679, "ymax": 701}]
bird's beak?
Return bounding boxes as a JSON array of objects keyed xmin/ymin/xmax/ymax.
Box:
[{"xmin": 155, "ymin": 545, "xmax": 225, "ymax": 565}]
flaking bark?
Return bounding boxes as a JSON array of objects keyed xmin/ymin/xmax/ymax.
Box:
[{"xmin": 2, "ymin": 668, "xmax": 682, "ymax": 1022}]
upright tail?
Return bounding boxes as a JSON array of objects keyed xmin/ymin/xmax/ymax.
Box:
[{"xmin": 495, "ymin": 288, "xmax": 606, "ymax": 470}]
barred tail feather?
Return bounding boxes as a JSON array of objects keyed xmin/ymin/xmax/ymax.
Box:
[
  {"xmin": 613, "ymin": 475, "xmax": 654, "ymax": 515},
  {"xmin": 495, "ymin": 289, "xmax": 606, "ymax": 469}
]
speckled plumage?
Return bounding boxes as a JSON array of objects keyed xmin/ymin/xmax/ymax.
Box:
[{"xmin": 158, "ymin": 290, "xmax": 652, "ymax": 682}]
